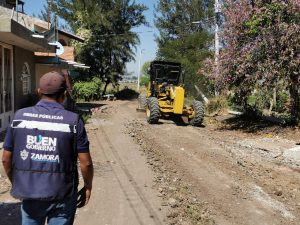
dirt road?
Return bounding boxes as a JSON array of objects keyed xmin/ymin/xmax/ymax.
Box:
[
  {"xmin": 1, "ymin": 99, "xmax": 300, "ymax": 225},
  {"xmin": 74, "ymin": 101, "xmax": 166, "ymax": 225}
]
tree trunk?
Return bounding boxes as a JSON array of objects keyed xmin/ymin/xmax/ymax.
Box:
[
  {"xmin": 102, "ymin": 82, "xmax": 109, "ymax": 96},
  {"xmin": 273, "ymin": 87, "xmax": 277, "ymax": 107},
  {"xmin": 268, "ymin": 88, "xmax": 276, "ymax": 116},
  {"xmin": 289, "ymin": 83, "xmax": 299, "ymax": 124},
  {"xmin": 268, "ymin": 101, "xmax": 273, "ymax": 116}
]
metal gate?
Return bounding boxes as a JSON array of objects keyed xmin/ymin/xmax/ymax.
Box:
[{"xmin": 0, "ymin": 43, "xmax": 14, "ymax": 132}]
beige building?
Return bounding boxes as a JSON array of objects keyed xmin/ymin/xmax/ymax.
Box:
[{"xmin": 0, "ymin": 1, "xmax": 86, "ymax": 132}]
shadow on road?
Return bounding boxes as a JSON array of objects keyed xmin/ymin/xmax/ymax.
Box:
[
  {"xmin": 76, "ymin": 102, "xmax": 106, "ymax": 110},
  {"xmin": 76, "ymin": 103, "xmax": 108, "ymax": 123},
  {"xmin": 171, "ymin": 116, "xmax": 188, "ymax": 127},
  {"xmin": 220, "ymin": 115, "xmax": 280, "ymax": 133},
  {"xmin": 0, "ymin": 202, "xmax": 21, "ymax": 225}
]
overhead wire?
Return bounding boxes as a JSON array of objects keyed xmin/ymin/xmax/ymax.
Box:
[{"xmin": 96, "ymin": 30, "xmax": 154, "ymax": 37}]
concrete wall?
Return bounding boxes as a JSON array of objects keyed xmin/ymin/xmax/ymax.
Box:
[
  {"xmin": 0, "ymin": 5, "xmax": 12, "ymax": 20},
  {"xmin": 14, "ymin": 46, "xmax": 36, "ymax": 110},
  {"xmin": 0, "ymin": 5, "xmax": 49, "ymax": 32}
]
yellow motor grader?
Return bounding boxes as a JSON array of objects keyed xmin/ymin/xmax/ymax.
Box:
[{"xmin": 140, "ymin": 61, "xmax": 204, "ymax": 126}]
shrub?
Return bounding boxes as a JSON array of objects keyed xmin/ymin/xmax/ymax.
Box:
[
  {"xmin": 205, "ymin": 96, "xmax": 228, "ymax": 115},
  {"xmin": 275, "ymin": 91, "xmax": 289, "ymax": 113},
  {"xmin": 140, "ymin": 75, "xmax": 149, "ymax": 87},
  {"xmin": 73, "ymin": 77, "xmax": 102, "ymax": 101},
  {"xmin": 247, "ymin": 89, "xmax": 271, "ymax": 112}
]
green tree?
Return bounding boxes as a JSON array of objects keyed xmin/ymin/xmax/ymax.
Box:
[
  {"xmin": 38, "ymin": 0, "xmax": 70, "ymax": 31},
  {"xmin": 155, "ymin": 0, "xmax": 214, "ymax": 97},
  {"xmin": 50, "ymin": 0, "xmax": 148, "ymax": 95},
  {"xmin": 139, "ymin": 61, "xmax": 150, "ymax": 86},
  {"xmin": 141, "ymin": 61, "xmax": 151, "ymax": 77},
  {"xmin": 38, "ymin": 0, "xmax": 54, "ymax": 23}
]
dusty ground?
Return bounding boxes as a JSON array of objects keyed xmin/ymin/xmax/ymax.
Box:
[{"xmin": 0, "ymin": 99, "xmax": 300, "ymax": 225}]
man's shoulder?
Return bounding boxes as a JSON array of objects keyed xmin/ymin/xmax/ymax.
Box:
[
  {"xmin": 15, "ymin": 106, "xmax": 79, "ymax": 121},
  {"xmin": 59, "ymin": 108, "xmax": 82, "ymax": 125},
  {"xmin": 61, "ymin": 108, "xmax": 79, "ymax": 118},
  {"xmin": 14, "ymin": 106, "xmax": 36, "ymax": 117}
]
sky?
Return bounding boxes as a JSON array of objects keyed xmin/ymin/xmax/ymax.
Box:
[{"xmin": 23, "ymin": 0, "xmax": 158, "ymax": 77}]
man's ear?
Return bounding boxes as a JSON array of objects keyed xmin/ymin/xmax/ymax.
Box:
[
  {"xmin": 37, "ymin": 88, "xmax": 42, "ymax": 98},
  {"xmin": 61, "ymin": 90, "xmax": 67, "ymax": 102},
  {"xmin": 58, "ymin": 91, "xmax": 67, "ymax": 104}
]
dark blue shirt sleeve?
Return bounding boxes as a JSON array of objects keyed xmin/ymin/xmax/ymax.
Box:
[
  {"xmin": 3, "ymin": 125, "xmax": 13, "ymax": 151},
  {"xmin": 77, "ymin": 118, "xmax": 90, "ymax": 153}
]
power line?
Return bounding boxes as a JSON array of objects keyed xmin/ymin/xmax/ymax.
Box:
[{"xmin": 97, "ymin": 30, "xmax": 153, "ymax": 37}]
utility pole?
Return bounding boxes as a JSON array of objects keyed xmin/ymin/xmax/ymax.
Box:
[
  {"xmin": 15, "ymin": 0, "xmax": 18, "ymax": 21},
  {"xmin": 214, "ymin": 0, "xmax": 221, "ymax": 95},
  {"xmin": 137, "ymin": 49, "xmax": 144, "ymax": 92},
  {"xmin": 215, "ymin": 0, "xmax": 221, "ymax": 65},
  {"xmin": 192, "ymin": 0, "xmax": 221, "ymax": 66}
]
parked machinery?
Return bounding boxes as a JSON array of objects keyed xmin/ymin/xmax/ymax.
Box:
[{"xmin": 140, "ymin": 60, "xmax": 204, "ymax": 126}]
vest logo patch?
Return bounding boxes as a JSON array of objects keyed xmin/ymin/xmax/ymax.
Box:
[
  {"xmin": 25, "ymin": 135, "xmax": 60, "ymax": 163},
  {"xmin": 26, "ymin": 135, "xmax": 57, "ymax": 152},
  {"xmin": 20, "ymin": 149, "xmax": 29, "ymax": 160},
  {"xmin": 31, "ymin": 153, "xmax": 60, "ymax": 163},
  {"xmin": 23, "ymin": 112, "xmax": 63, "ymax": 120}
]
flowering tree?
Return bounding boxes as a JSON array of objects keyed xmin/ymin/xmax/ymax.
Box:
[{"xmin": 203, "ymin": 0, "xmax": 300, "ymax": 122}]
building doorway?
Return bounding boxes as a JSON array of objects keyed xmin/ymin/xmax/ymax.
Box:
[{"xmin": 0, "ymin": 43, "xmax": 14, "ymax": 132}]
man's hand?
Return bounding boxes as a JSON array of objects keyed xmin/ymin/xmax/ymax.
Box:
[
  {"xmin": 77, "ymin": 186, "xmax": 92, "ymax": 208},
  {"xmin": 2, "ymin": 150, "xmax": 12, "ymax": 183}
]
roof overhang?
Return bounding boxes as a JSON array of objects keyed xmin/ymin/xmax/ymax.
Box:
[
  {"xmin": 0, "ymin": 18, "xmax": 55, "ymax": 52},
  {"xmin": 6, "ymin": 0, "xmax": 25, "ymax": 5},
  {"xmin": 35, "ymin": 56, "xmax": 90, "ymax": 69},
  {"xmin": 57, "ymin": 29, "xmax": 85, "ymax": 43}
]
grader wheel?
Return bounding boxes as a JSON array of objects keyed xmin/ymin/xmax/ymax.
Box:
[
  {"xmin": 189, "ymin": 100, "xmax": 204, "ymax": 127},
  {"xmin": 138, "ymin": 94, "xmax": 147, "ymax": 110},
  {"xmin": 146, "ymin": 97, "xmax": 160, "ymax": 124}
]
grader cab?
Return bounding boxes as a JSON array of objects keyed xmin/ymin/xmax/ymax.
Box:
[{"xmin": 140, "ymin": 61, "xmax": 204, "ymax": 126}]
